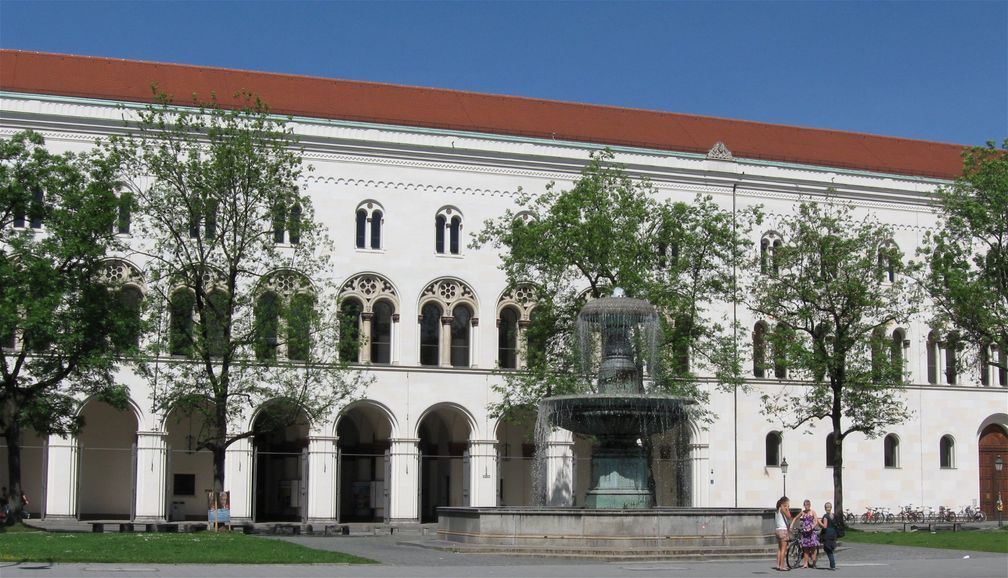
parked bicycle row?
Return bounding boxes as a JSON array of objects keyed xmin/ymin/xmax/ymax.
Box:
[{"xmin": 841, "ymin": 504, "xmax": 986, "ymax": 524}]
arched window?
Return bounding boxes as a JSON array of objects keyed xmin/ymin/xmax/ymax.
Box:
[
  {"xmin": 891, "ymin": 328, "xmax": 906, "ymax": 381},
  {"xmin": 753, "ymin": 322, "xmax": 767, "ymax": 378},
  {"xmin": 449, "ymin": 216, "xmax": 462, "ymax": 255},
  {"xmin": 759, "ymin": 233, "xmax": 782, "ymax": 276},
  {"xmin": 287, "ymin": 292, "xmax": 315, "ymax": 361},
  {"xmin": 419, "ymin": 302, "xmax": 442, "ymax": 366},
  {"xmin": 450, "ymin": 304, "xmax": 472, "ymax": 367},
  {"xmin": 370, "ymin": 300, "xmax": 393, "ymax": 364},
  {"xmin": 998, "ymin": 342, "xmax": 1008, "ymax": 387},
  {"xmin": 355, "ymin": 209, "xmax": 368, "ymax": 249},
  {"xmin": 29, "ymin": 187, "xmax": 44, "ymax": 229},
  {"xmin": 765, "ymin": 431, "xmax": 782, "ymax": 466},
  {"xmin": 370, "ymin": 210, "xmax": 383, "ymax": 250},
  {"xmin": 116, "ymin": 192, "xmax": 133, "ymax": 235},
  {"xmin": 939, "ymin": 435, "xmax": 955, "ymax": 469},
  {"xmin": 945, "ymin": 331, "xmax": 959, "ymax": 384},
  {"xmin": 435, "ymin": 215, "xmax": 446, "ymax": 254},
  {"xmin": 825, "ymin": 432, "xmax": 836, "ymax": 468},
  {"xmin": 877, "ymin": 242, "xmax": 898, "ymax": 283},
  {"xmin": 926, "ymin": 330, "xmax": 939, "ymax": 384},
  {"xmin": 339, "ymin": 298, "xmax": 363, "ymax": 363},
  {"xmin": 526, "ymin": 309, "xmax": 546, "ymax": 368},
  {"xmin": 254, "ymin": 291, "xmax": 280, "ymax": 360},
  {"xmin": 355, "ymin": 202, "xmax": 384, "ymax": 250},
  {"xmin": 273, "ymin": 202, "xmax": 302, "ymax": 245},
  {"xmin": 206, "ymin": 289, "xmax": 229, "ymax": 358},
  {"xmin": 498, "ymin": 306, "xmax": 519, "ymax": 369},
  {"xmin": 169, "ymin": 289, "xmax": 195, "ymax": 356},
  {"xmin": 288, "ymin": 204, "xmax": 302, "ymax": 245},
  {"xmin": 884, "ymin": 434, "xmax": 900, "ymax": 468},
  {"xmin": 671, "ymin": 314, "xmax": 692, "ymax": 376}
]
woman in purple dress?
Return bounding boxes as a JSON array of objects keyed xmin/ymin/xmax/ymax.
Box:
[{"xmin": 789, "ymin": 499, "xmax": 821, "ymax": 568}]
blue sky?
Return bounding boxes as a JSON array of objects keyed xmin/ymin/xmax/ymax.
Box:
[{"xmin": 1, "ymin": 1, "xmax": 1005, "ymax": 145}]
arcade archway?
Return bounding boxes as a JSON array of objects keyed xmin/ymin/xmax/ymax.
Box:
[
  {"xmin": 417, "ymin": 404, "xmax": 473, "ymax": 522},
  {"xmin": 336, "ymin": 402, "xmax": 393, "ymax": 522},
  {"xmin": 77, "ymin": 399, "xmax": 138, "ymax": 519},
  {"xmin": 252, "ymin": 400, "xmax": 309, "ymax": 522}
]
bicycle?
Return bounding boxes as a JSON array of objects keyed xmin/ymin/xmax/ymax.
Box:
[
  {"xmin": 843, "ymin": 509, "xmax": 856, "ymax": 524},
  {"xmin": 958, "ymin": 505, "xmax": 986, "ymax": 522},
  {"xmin": 786, "ymin": 531, "xmax": 821, "ymax": 569},
  {"xmin": 898, "ymin": 504, "xmax": 922, "ymax": 523}
]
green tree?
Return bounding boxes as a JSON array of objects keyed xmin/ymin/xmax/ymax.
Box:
[
  {"xmin": 922, "ymin": 140, "xmax": 1007, "ymax": 381},
  {"xmin": 747, "ymin": 200, "xmax": 917, "ymax": 526},
  {"xmin": 108, "ymin": 93, "xmax": 367, "ymax": 495},
  {"xmin": 1, "ymin": 130, "xmax": 133, "ymax": 522},
  {"xmin": 473, "ymin": 150, "xmax": 756, "ymax": 500}
]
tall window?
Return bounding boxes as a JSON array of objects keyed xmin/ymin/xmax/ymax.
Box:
[
  {"xmin": 272, "ymin": 202, "xmax": 302, "ymax": 245},
  {"xmin": 435, "ymin": 208, "xmax": 463, "ymax": 255},
  {"xmin": 205, "ymin": 289, "xmax": 228, "ymax": 358},
  {"xmin": 825, "ymin": 432, "xmax": 836, "ymax": 468},
  {"xmin": 760, "ymin": 233, "xmax": 782, "ymax": 276},
  {"xmin": 670, "ymin": 314, "xmax": 691, "ymax": 375},
  {"xmin": 419, "ymin": 303, "xmax": 442, "ymax": 366},
  {"xmin": 926, "ymin": 330, "xmax": 939, "ymax": 384},
  {"xmin": 884, "ymin": 434, "xmax": 900, "ymax": 468},
  {"xmin": 870, "ymin": 326, "xmax": 886, "ymax": 382},
  {"xmin": 113, "ymin": 285, "xmax": 143, "ymax": 349},
  {"xmin": 287, "ymin": 292, "xmax": 314, "ymax": 361},
  {"xmin": 254, "ymin": 291, "xmax": 280, "ymax": 360},
  {"xmin": 450, "ymin": 304, "xmax": 472, "ymax": 367},
  {"xmin": 772, "ymin": 324, "xmax": 789, "ymax": 379},
  {"xmin": 998, "ymin": 343, "xmax": 1008, "ymax": 387},
  {"xmin": 498, "ymin": 306, "xmax": 519, "ymax": 369},
  {"xmin": 370, "ymin": 300, "xmax": 393, "ymax": 364},
  {"xmin": 753, "ymin": 322, "xmax": 767, "ymax": 378},
  {"xmin": 169, "ymin": 289, "xmax": 195, "ymax": 356},
  {"xmin": 877, "ymin": 242, "xmax": 898, "ymax": 282},
  {"xmin": 116, "ymin": 192, "xmax": 132, "ymax": 235},
  {"xmin": 189, "ymin": 198, "xmax": 217, "ymax": 240},
  {"xmin": 980, "ymin": 342, "xmax": 992, "ymax": 386},
  {"xmin": 339, "ymin": 298, "xmax": 363, "ymax": 363},
  {"xmin": 890, "ymin": 328, "xmax": 906, "ymax": 381},
  {"xmin": 765, "ymin": 431, "xmax": 782, "ymax": 466},
  {"xmin": 526, "ymin": 309, "xmax": 546, "ymax": 368},
  {"xmin": 939, "ymin": 435, "xmax": 955, "ymax": 469},
  {"xmin": 355, "ymin": 202, "xmax": 383, "ymax": 250}
]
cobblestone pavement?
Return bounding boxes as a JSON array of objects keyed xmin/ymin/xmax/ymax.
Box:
[{"xmin": 2, "ymin": 535, "xmax": 1006, "ymax": 578}]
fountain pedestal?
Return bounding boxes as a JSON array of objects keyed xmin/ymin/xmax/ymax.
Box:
[{"xmin": 585, "ymin": 435, "xmax": 652, "ymax": 508}]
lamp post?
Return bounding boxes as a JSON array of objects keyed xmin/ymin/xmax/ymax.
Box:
[
  {"xmin": 995, "ymin": 454, "xmax": 1003, "ymax": 528},
  {"xmin": 781, "ymin": 457, "xmax": 789, "ymax": 497}
]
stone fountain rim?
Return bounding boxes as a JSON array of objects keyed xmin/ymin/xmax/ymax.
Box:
[
  {"xmin": 577, "ymin": 295, "xmax": 657, "ymax": 323},
  {"xmin": 542, "ymin": 393, "xmax": 696, "ymax": 404}
]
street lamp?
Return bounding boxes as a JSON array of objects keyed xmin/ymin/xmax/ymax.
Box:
[
  {"xmin": 995, "ymin": 454, "xmax": 1003, "ymax": 528},
  {"xmin": 781, "ymin": 457, "xmax": 789, "ymax": 497}
]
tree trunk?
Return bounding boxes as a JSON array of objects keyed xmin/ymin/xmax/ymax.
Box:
[
  {"xmin": 3, "ymin": 417, "xmax": 24, "ymax": 524},
  {"xmin": 212, "ymin": 401, "xmax": 228, "ymax": 494},
  {"xmin": 831, "ymin": 380, "xmax": 846, "ymax": 531},
  {"xmin": 213, "ymin": 445, "xmax": 226, "ymax": 495}
]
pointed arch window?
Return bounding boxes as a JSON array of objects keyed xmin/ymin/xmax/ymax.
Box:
[
  {"xmin": 884, "ymin": 433, "xmax": 900, "ymax": 468},
  {"xmin": 419, "ymin": 303, "xmax": 442, "ymax": 366},
  {"xmin": 753, "ymin": 322, "xmax": 768, "ymax": 378},
  {"xmin": 939, "ymin": 435, "xmax": 955, "ymax": 469},
  {"xmin": 450, "ymin": 304, "xmax": 472, "ymax": 367},
  {"xmin": 766, "ymin": 431, "xmax": 782, "ymax": 466},
  {"xmin": 498, "ymin": 306, "xmax": 520, "ymax": 369}
]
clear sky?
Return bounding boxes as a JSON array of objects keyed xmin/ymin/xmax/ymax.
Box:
[{"xmin": 1, "ymin": 1, "xmax": 1005, "ymax": 146}]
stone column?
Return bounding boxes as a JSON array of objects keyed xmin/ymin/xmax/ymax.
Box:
[
  {"xmin": 391, "ymin": 313, "xmax": 401, "ymax": 365},
  {"xmin": 225, "ymin": 438, "xmax": 254, "ymax": 522},
  {"xmin": 306, "ymin": 436, "xmax": 339, "ymax": 522},
  {"xmin": 44, "ymin": 434, "xmax": 79, "ymax": 519},
  {"xmin": 469, "ymin": 317, "xmax": 479, "ymax": 368},
  {"xmin": 359, "ymin": 313, "xmax": 373, "ymax": 364},
  {"xmin": 134, "ymin": 431, "xmax": 168, "ymax": 522},
  {"xmin": 544, "ymin": 429, "xmax": 575, "ymax": 507},
  {"xmin": 388, "ymin": 438, "xmax": 420, "ymax": 522},
  {"xmin": 440, "ymin": 316, "xmax": 452, "ymax": 367},
  {"xmin": 467, "ymin": 440, "xmax": 498, "ymax": 507}
]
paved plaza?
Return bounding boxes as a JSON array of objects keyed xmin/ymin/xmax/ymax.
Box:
[{"xmin": 1, "ymin": 535, "xmax": 1006, "ymax": 578}]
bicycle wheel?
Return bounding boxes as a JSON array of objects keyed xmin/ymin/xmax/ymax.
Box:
[
  {"xmin": 976, "ymin": 511, "xmax": 986, "ymax": 522},
  {"xmin": 885, "ymin": 513, "xmax": 895, "ymax": 523},
  {"xmin": 945, "ymin": 512, "xmax": 957, "ymax": 523},
  {"xmin": 860, "ymin": 513, "xmax": 870, "ymax": 524},
  {"xmin": 787, "ymin": 539, "xmax": 803, "ymax": 569},
  {"xmin": 845, "ymin": 512, "xmax": 855, "ymax": 523}
]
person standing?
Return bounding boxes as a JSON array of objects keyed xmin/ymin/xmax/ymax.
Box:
[
  {"xmin": 820, "ymin": 501, "xmax": 839, "ymax": 570},
  {"xmin": 790, "ymin": 499, "xmax": 820, "ymax": 568},
  {"xmin": 774, "ymin": 496, "xmax": 793, "ymax": 571}
]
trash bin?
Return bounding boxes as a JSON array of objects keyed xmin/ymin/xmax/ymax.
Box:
[{"xmin": 170, "ymin": 501, "xmax": 185, "ymax": 522}]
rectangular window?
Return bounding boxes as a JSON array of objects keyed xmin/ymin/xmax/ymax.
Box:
[{"xmin": 173, "ymin": 473, "xmax": 196, "ymax": 496}]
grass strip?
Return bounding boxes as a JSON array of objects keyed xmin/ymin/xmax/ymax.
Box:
[
  {"xmin": 0, "ymin": 530, "xmax": 377, "ymax": 564},
  {"xmin": 842, "ymin": 528, "xmax": 1008, "ymax": 554}
]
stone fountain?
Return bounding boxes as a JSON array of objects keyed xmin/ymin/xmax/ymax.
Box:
[
  {"xmin": 436, "ymin": 289, "xmax": 775, "ymax": 557},
  {"xmin": 539, "ymin": 287, "xmax": 693, "ymax": 508}
]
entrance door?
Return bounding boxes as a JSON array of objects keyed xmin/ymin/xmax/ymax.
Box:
[{"xmin": 979, "ymin": 424, "xmax": 1008, "ymax": 517}]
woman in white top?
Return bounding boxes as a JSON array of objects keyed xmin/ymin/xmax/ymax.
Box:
[{"xmin": 775, "ymin": 496, "xmax": 793, "ymax": 571}]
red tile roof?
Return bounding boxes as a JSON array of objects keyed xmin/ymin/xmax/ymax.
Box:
[{"xmin": 0, "ymin": 50, "xmax": 965, "ymax": 180}]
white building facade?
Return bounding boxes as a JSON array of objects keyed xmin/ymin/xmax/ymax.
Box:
[{"xmin": 1, "ymin": 51, "xmax": 1006, "ymax": 524}]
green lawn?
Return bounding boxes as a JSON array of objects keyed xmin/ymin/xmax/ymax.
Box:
[
  {"xmin": 842, "ymin": 528, "xmax": 1008, "ymax": 554},
  {"xmin": 0, "ymin": 529, "xmax": 376, "ymax": 564}
]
